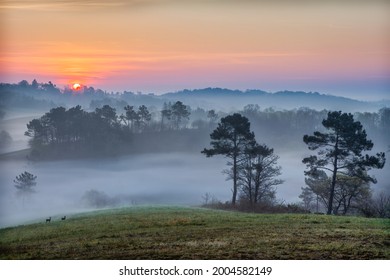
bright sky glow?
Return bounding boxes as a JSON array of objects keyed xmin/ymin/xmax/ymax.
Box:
[{"xmin": 1, "ymin": 0, "xmax": 389, "ymax": 100}]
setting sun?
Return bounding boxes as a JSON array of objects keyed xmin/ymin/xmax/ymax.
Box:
[{"xmin": 72, "ymin": 83, "xmax": 81, "ymax": 90}]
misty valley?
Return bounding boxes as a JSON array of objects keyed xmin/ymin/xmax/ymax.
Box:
[
  {"xmin": 2, "ymin": 0, "xmax": 390, "ymax": 263},
  {"xmin": 0, "ymin": 81, "xmax": 389, "ymax": 228}
]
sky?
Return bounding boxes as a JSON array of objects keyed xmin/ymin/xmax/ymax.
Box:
[{"xmin": 0, "ymin": 0, "xmax": 389, "ymax": 100}]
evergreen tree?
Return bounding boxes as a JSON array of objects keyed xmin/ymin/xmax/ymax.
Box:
[
  {"xmin": 303, "ymin": 111, "xmax": 385, "ymax": 215},
  {"xmin": 14, "ymin": 171, "xmax": 37, "ymax": 206},
  {"xmin": 202, "ymin": 113, "xmax": 255, "ymax": 205},
  {"xmin": 124, "ymin": 105, "xmax": 139, "ymax": 132},
  {"xmin": 137, "ymin": 105, "xmax": 151, "ymax": 131},
  {"xmin": 171, "ymin": 101, "xmax": 190, "ymax": 129},
  {"xmin": 160, "ymin": 102, "xmax": 172, "ymax": 130}
]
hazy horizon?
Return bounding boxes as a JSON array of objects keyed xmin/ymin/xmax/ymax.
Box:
[
  {"xmin": 2, "ymin": 79, "xmax": 389, "ymax": 103},
  {"xmin": 1, "ymin": 0, "xmax": 389, "ymax": 101}
]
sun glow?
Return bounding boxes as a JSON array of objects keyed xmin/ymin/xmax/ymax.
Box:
[{"xmin": 72, "ymin": 83, "xmax": 81, "ymax": 90}]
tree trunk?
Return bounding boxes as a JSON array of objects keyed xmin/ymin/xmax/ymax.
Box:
[
  {"xmin": 328, "ymin": 136, "xmax": 339, "ymax": 215},
  {"xmin": 232, "ymin": 155, "xmax": 237, "ymax": 205},
  {"xmin": 248, "ymin": 173, "xmax": 253, "ymax": 209},
  {"xmin": 328, "ymin": 166, "xmax": 337, "ymax": 215}
]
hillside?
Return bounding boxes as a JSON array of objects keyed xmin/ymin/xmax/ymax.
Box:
[
  {"xmin": 163, "ymin": 88, "xmax": 389, "ymax": 111},
  {"xmin": 0, "ymin": 206, "xmax": 389, "ymax": 259},
  {"xmin": 2, "ymin": 81, "xmax": 389, "ymax": 112}
]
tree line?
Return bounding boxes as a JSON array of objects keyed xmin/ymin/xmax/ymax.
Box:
[
  {"xmin": 22, "ymin": 103, "xmax": 390, "ymax": 160},
  {"xmin": 240, "ymin": 105, "xmax": 390, "ymax": 150},
  {"xmin": 24, "ymin": 101, "xmax": 219, "ymax": 158}
]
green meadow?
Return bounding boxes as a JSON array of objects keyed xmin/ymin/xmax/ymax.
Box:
[{"xmin": 0, "ymin": 206, "xmax": 389, "ymax": 259}]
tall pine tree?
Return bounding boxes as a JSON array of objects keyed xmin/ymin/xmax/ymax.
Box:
[
  {"xmin": 303, "ymin": 111, "xmax": 385, "ymax": 215},
  {"xmin": 202, "ymin": 113, "xmax": 255, "ymax": 205}
]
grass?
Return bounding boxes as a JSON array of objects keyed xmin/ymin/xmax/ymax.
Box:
[{"xmin": 0, "ymin": 206, "xmax": 389, "ymax": 259}]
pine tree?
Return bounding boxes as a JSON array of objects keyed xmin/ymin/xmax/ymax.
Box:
[
  {"xmin": 202, "ymin": 113, "xmax": 255, "ymax": 205},
  {"xmin": 14, "ymin": 171, "xmax": 37, "ymax": 206},
  {"xmin": 303, "ymin": 111, "xmax": 385, "ymax": 215}
]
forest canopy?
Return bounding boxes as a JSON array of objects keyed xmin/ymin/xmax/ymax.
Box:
[{"xmin": 23, "ymin": 102, "xmax": 390, "ymax": 160}]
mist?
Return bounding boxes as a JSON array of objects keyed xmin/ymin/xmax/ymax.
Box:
[
  {"xmin": 1, "ymin": 85, "xmax": 389, "ymax": 228},
  {"xmin": 0, "ymin": 147, "xmax": 306, "ymax": 227},
  {"xmin": 0, "ymin": 153, "xmax": 223, "ymax": 227},
  {"xmin": 0, "ymin": 111, "xmax": 304, "ymax": 228},
  {"xmin": 2, "ymin": 144, "xmax": 388, "ymax": 228}
]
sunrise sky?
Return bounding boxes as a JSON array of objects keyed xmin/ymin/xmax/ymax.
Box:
[{"xmin": 1, "ymin": 0, "xmax": 389, "ymax": 100}]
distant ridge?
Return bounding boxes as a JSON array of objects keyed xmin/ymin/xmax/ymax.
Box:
[
  {"xmin": 1, "ymin": 81, "xmax": 389, "ymax": 111},
  {"xmin": 161, "ymin": 88, "xmax": 385, "ymax": 111}
]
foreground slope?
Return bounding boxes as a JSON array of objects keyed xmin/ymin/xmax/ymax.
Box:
[{"xmin": 0, "ymin": 206, "xmax": 389, "ymax": 259}]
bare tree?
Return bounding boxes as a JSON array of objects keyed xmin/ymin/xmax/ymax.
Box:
[
  {"xmin": 305, "ymin": 170, "xmax": 372, "ymax": 215},
  {"xmin": 332, "ymin": 175, "xmax": 371, "ymax": 215},
  {"xmin": 372, "ymin": 192, "xmax": 390, "ymax": 218},
  {"xmin": 201, "ymin": 192, "xmax": 218, "ymax": 206},
  {"xmin": 238, "ymin": 144, "xmax": 283, "ymax": 207}
]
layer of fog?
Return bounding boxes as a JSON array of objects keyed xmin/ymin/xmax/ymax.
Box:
[
  {"xmin": 0, "ymin": 114, "xmax": 306, "ymax": 228},
  {"xmin": 2, "ymin": 148, "xmax": 388, "ymax": 228},
  {"xmin": 0, "ymin": 110, "xmax": 43, "ymax": 153},
  {"xmin": 1, "ymin": 111, "xmax": 388, "ymax": 228},
  {"xmin": 0, "ymin": 153, "xmax": 229, "ymax": 228}
]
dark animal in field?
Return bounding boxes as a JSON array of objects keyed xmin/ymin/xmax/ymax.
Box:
[
  {"xmin": 61, "ymin": 216, "xmax": 66, "ymax": 221},
  {"xmin": 46, "ymin": 217, "xmax": 51, "ymax": 223}
]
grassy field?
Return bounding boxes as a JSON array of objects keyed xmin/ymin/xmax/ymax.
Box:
[{"xmin": 0, "ymin": 206, "xmax": 389, "ymax": 259}]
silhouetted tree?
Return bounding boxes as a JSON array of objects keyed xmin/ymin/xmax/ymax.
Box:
[
  {"xmin": 202, "ymin": 113, "xmax": 255, "ymax": 205},
  {"xmin": 304, "ymin": 170, "xmax": 330, "ymax": 212},
  {"xmin": 299, "ymin": 186, "xmax": 316, "ymax": 212},
  {"xmin": 41, "ymin": 81, "xmax": 60, "ymax": 94},
  {"xmin": 31, "ymin": 79, "xmax": 39, "ymax": 90},
  {"xmin": 371, "ymin": 192, "xmax": 390, "ymax": 218},
  {"xmin": 171, "ymin": 101, "xmax": 190, "ymax": 129},
  {"xmin": 207, "ymin": 109, "xmax": 218, "ymax": 126},
  {"xmin": 18, "ymin": 80, "xmax": 29, "ymax": 88},
  {"xmin": 160, "ymin": 102, "xmax": 172, "ymax": 130},
  {"xmin": 332, "ymin": 175, "xmax": 371, "ymax": 215},
  {"xmin": 303, "ymin": 111, "xmax": 386, "ymax": 215},
  {"xmin": 137, "ymin": 105, "xmax": 151, "ymax": 131},
  {"xmin": 14, "ymin": 171, "xmax": 37, "ymax": 206},
  {"xmin": 238, "ymin": 144, "xmax": 283, "ymax": 207},
  {"xmin": 95, "ymin": 105, "xmax": 118, "ymax": 127},
  {"xmin": 124, "ymin": 105, "xmax": 139, "ymax": 132},
  {"xmin": 379, "ymin": 107, "xmax": 390, "ymax": 142},
  {"xmin": 66, "ymin": 105, "xmax": 86, "ymax": 143},
  {"xmin": 305, "ymin": 171, "xmax": 372, "ymax": 215}
]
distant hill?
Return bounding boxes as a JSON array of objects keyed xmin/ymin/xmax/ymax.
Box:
[
  {"xmin": 162, "ymin": 88, "xmax": 390, "ymax": 111},
  {"xmin": 1, "ymin": 81, "xmax": 389, "ymax": 112}
]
